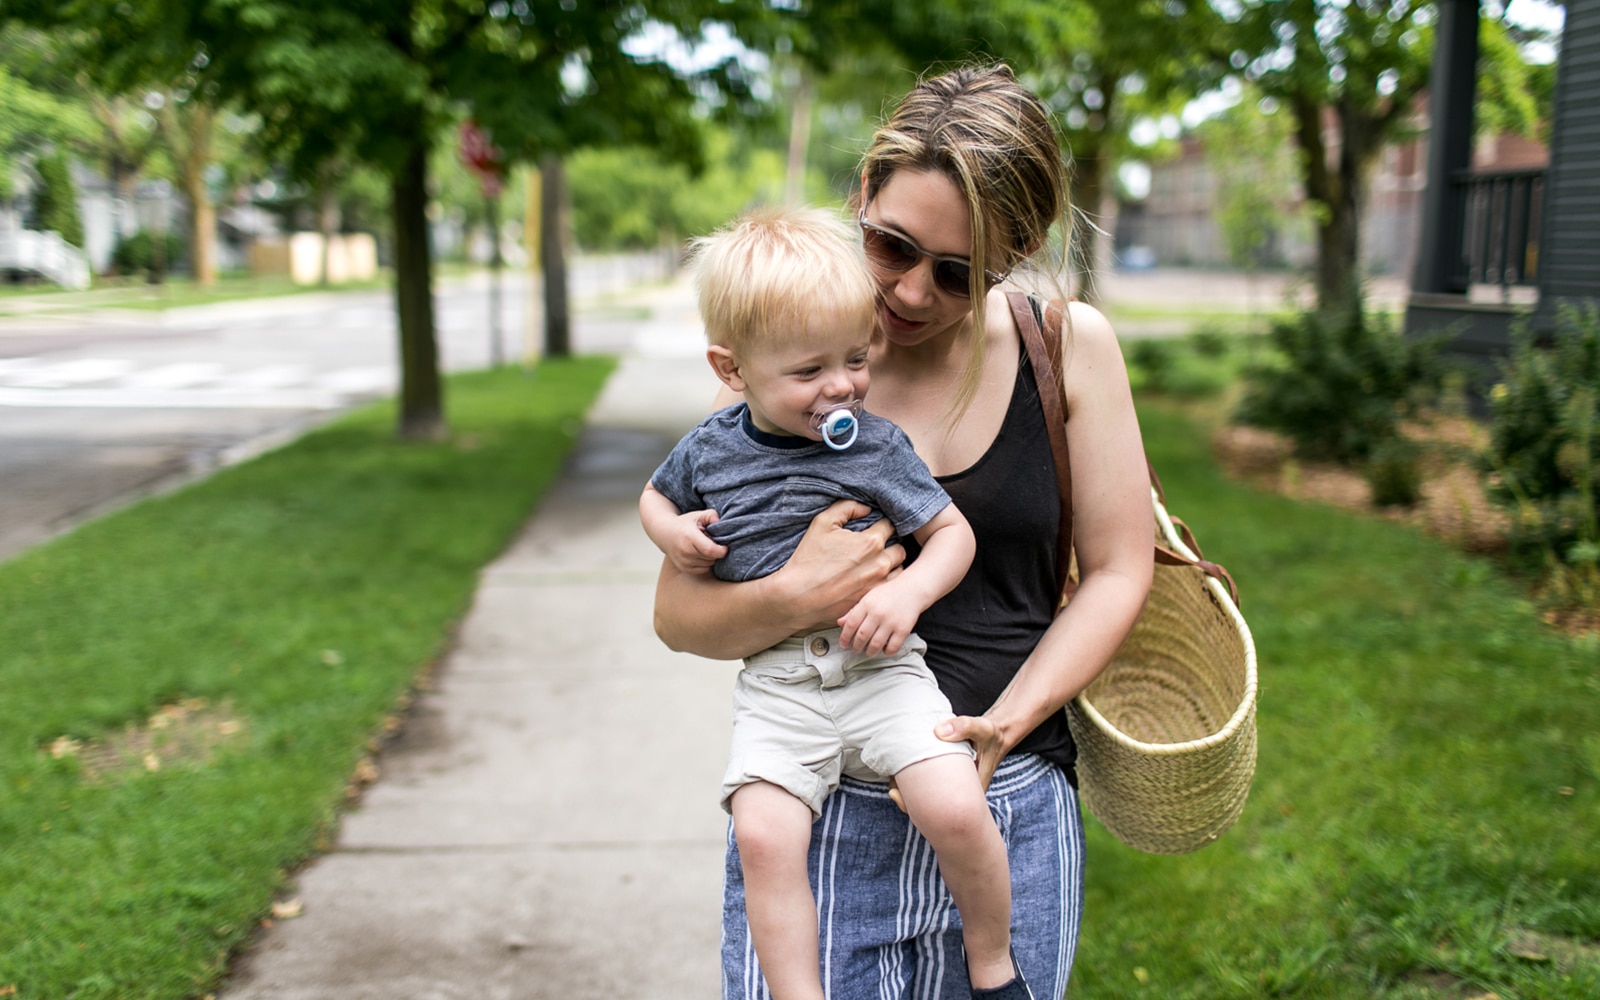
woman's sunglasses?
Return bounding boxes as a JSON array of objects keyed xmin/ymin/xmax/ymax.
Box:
[{"xmin": 858, "ymin": 214, "xmax": 1009, "ymax": 299}]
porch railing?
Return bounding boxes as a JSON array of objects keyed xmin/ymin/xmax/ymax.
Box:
[{"xmin": 1449, "ymin": 167, "xmax": 1544, "ymax": 301}]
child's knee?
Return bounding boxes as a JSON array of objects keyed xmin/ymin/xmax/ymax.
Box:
[{"xmin": 731, "ymin": 782, "xmax": 812, "ymax": 867}]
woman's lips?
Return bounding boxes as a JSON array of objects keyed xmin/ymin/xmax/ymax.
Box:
[{"xmin": 879, "ymin": 299, "xmax": 923, "ymax": 335}]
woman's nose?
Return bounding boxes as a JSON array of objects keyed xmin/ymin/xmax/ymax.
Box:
[{"xmin": 893, "ymin": 258, "xmax": 939, "ymax": 308}]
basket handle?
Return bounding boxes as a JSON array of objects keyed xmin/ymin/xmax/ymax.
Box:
[{"xmin": 1007, "ymin": 291, "xmax": 1242, "ymax": 609}]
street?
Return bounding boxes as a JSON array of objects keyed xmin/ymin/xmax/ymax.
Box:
[{"xmin": 0, "ymin": 255, "xmax": 679, "ymax": 560}]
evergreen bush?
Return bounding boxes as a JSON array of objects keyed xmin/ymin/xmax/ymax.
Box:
[
  {"xmin": 1366, "ymin": 437, "xmax": 1424, "ymax": 508},
  {"xmin": 31, "ymin": 150, "xmax": 85, "ymax": 249},
  {"xmin": 111, "ymin": 230, "xmax": 188, "ymax": 278},
  {"xmin": 1234, "ymin": 309, "xmax": 1443, "ymax": 464},
  {"xmin": 1484, "ymin": 301, "xmax": 1600, "ymax": 580}
]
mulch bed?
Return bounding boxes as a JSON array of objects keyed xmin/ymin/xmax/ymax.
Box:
[{"xmin": 1210, "ymin": 416, "xmax": 1599, "ymax": 637}]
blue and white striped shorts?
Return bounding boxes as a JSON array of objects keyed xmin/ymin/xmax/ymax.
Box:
[{"xmin": 721, "ymin": 753, "xmax": 1085, "ymax": 1000}]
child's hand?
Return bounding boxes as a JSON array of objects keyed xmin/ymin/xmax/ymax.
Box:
[
  {"xmin": 663, "ymin": 509, "xmax": 728, "ymax": 575},
  {"xmin": 837, "ymin": 582, "xmax": 916, "ymax": 657}
]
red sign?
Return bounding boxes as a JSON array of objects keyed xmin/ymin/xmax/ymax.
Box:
[{"xmin": 459, "ymin": 119, "xmax": 504, "ymax": 197}]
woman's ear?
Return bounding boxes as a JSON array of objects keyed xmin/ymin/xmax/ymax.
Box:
[{"xmin": 706, "ymin": 346, "xmax": 746, "ymax": 393}]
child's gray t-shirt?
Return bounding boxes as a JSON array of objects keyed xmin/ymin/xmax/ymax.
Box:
[{"xmin": 650, "ymin": 403, "xmax": 952, "ymax": 583}]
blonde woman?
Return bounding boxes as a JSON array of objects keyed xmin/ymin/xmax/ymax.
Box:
[{"xmin": 654, "ymin": 65, "xmax": 1153, "ymax": 999}]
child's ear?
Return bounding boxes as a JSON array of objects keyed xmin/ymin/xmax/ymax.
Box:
[{"xmin": 706, "ymin": 346, "xmax": 746, "ymax": 392}]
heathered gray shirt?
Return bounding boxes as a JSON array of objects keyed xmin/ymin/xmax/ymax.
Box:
[{"xmin": 650, "ymin": 403, "xmax": 952, "ymax": 583}]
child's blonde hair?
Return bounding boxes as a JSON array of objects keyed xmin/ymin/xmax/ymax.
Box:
[{"xmin": 689, "ymin": 205, "xmax": 878, "ymax": 356}]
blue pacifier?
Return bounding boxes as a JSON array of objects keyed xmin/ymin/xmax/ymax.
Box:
[{"xmin": 813, "ymin": 399, "xmax": 864, "ymax": 451}]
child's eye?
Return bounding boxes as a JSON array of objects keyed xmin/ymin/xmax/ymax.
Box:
[
  {"xmin": 792, "ymin": 367, "xmax": 821, "ymax": 378},
  {"xmin": 848, "ymin": 355, "xmax": 869, "ymax": 368}
]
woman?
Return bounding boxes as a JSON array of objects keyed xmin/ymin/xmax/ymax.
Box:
[{"xmin": 654, "ymin": 64, "xmax": 1154, "ymax": 999}]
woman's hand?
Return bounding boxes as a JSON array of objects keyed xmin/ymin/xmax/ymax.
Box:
[
  {"xmin": 653, "ymin": 498, "xmax": 903, "ymax": 658},
  {"xmin": 887, "ymin": 714, "xmax": 1009, "ymax": 812},
  {"xmin": 937, "ymin": 715, "xmax": 1009, "ymax": 791},
  {"xmin": 779, "ymin": 500, "xmax": 904, "ymax": 633}
]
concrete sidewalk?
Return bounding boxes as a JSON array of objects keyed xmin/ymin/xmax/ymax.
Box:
[{"xmin": 218, "ymin": 282, "xmax": 733, "ymax": 999}]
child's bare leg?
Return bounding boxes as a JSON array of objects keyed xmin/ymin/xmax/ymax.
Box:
[
  {"xmin": 894, "ymin": 755, "xmax": 1015, "ymax": 990},
  {"xmin": 730, "ymin": 781, "xmax": 825, "ymax": 1000}
]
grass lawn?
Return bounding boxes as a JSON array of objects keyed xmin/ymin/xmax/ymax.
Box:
[
  {"xmin": 1070, "ymin": 398, "xmax": 1600, "ymax": 998},
  {"xmin": 0, "ymin": 272, "xmax": 393, "ymax": 316},
  {"xmin": 0, "ymin": 359, "xmax": 615, "ymax": 999}
]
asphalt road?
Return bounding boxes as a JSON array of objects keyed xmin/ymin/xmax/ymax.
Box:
[{"xmin": 0, "ymin": 256, "xmax": 672, "ymax": 561}]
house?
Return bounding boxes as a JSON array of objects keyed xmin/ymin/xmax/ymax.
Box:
[{"xmin": 1405, "ymin": 0, "xmax": 1597, "ymax": 371}]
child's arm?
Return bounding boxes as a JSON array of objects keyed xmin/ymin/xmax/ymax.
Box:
[
  {"xmin": 640, "ymin": 482, "xmax": 729, "ymax": 575},
  {"xmin": 837, "ymin": 503, "xmax": 975, "ymax": 656}
]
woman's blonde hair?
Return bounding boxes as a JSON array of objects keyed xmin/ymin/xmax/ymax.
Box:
[
  {"xmin": 688, "ymin": 204, "xmax": 877, "ymax": 357},
  {"xmin": 858, "ymin": 64, "xmax": 1069, "ymax": 416}
]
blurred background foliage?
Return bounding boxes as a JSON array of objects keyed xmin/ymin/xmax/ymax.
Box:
[{"xmin": 0, "ymin": 0, "xmax": 1564, "ymax": 430}]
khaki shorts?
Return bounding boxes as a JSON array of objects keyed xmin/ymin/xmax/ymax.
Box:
[{"xmin": 720, "ymin": 627, "xmax": 975, "ymax": 819}]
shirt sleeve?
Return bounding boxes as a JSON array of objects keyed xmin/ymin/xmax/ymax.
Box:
[
  {"xmin": 649, "ymin": 431, "xmax": 705, "ymax": 516},
  {"xmin": 874, "ymin": 426, "xmax": 952, "ymax": 537}
]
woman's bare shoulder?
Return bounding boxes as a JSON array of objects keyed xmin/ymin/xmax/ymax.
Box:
[{"xmin": 1060, "ymin": 299, "xmax": 1131, "ymax": 403}]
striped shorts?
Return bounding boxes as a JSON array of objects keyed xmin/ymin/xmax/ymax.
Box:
[{"xmin": 720, "ymin": 753, "xmax": 1085, "ymax": 1000}]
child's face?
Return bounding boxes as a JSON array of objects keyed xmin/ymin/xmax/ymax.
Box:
[{"xmin": 723, "ymin": 316, "xmax": 872, "ymax": 441}]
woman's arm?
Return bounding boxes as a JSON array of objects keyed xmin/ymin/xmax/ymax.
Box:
[
  {"xmin": 939, "ymin": 301, "xmax": 1154, "ymax": 787},
  {"xmin": 653, "ymin": 500, "xmax": 906, "ymax": 659}
]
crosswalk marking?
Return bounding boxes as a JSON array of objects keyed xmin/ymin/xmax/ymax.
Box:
[
  {"xmin": 0, "ymin": 358, "xmax": 396, "ymax": 409},
  {"xmin": 120, "ymin": 362, "xmax": 225, "ymax": 389},
  {"xmin": 3, "ymin": 358, "xmax": 135, "ymax": 388}
]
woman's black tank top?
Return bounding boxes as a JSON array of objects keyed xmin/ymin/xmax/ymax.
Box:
[{"xmin": 906, "ymin": 350, "xmax": 1076, "ymax": 780}]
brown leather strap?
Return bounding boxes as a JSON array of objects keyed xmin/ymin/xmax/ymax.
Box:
[
  {"xmin": 1005, "ymin": 291, "xmax": 1242, "ymax": 608},
  {"xmin": 1008, "ymin": 292, "xmax": 1075, "ymax": 600}
]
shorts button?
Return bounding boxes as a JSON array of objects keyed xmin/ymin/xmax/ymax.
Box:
[{"xmin": 809, "ymin": 636, "xmax": 830, "ymax": 657}]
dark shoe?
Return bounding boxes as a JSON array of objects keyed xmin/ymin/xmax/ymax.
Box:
[{"xmin": 970, "ymin": 948, "xmax": 1033, "ymax": 1000}]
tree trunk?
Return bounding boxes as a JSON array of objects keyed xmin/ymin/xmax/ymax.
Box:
[
  {"xmin": 184, "ymin": 103, "xmax": 217, "ymax": 287},
  {"xmin": 785, "ymin": 66, "xmax": 813, "ymax": 205},
  {"xmin": 1291, "ymin": 95, "xmax": 1368, "ymax": 320},
  {"xmin": 391, "ymin": 140, "xmax": 445, "ymax": 440},
  {"xmin": 540, "ymin": 155, "xmax": 570, "ymax": 358},
  {"xmin": 183, "ymin": 166, "xmax": 217, "ymax": 288},
  {"xmin": 1071, "ymin": 143, "xmax": 1108, "ymax": 305}
]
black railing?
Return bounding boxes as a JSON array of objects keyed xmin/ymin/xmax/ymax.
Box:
[{"xmin": 1449, "ymin": 167, "xmax": 1544, "ymax": 300}]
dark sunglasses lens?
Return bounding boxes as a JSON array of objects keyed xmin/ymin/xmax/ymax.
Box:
[
  {"xmin": 863, "ymin": 227, "xmax": 918, "ymax": 271},
  {"xmin": 933, "ymin": 261, "xmax": 973, "ymax": 298}
]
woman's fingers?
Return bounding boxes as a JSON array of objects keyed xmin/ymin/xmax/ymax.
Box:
[
  {"xmin": 781, "ymin": 501, "xmax": 904, "ymax": 626},
  {"xmin": 936, "ymin": 715, "xmax": 1006, "ymax": 791}
]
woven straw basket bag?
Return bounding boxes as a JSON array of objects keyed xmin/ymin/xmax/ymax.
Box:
[
  {"xmin": 1066, "ymin": 489, "xmax": 1258, "ymax": 854},
  {"xmin": 1010, "ymin": 292, "xmax": 1259, "ymax": 856}
]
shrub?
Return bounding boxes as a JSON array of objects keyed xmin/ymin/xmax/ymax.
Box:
[
  {"xmin": 1125, "ymin": 332, "xmax": 1241, "ymax": 400},
  {"xmin": 1234, "ymin": 309, "xmax": 1444, "ymax": 464},
  {"xmin": 1127, "ymin": 337, "xmax": 1175, "ymax": 391},
  {"xmin": 31, "ymin": 150, "xmax": 85, "ymax": 249},
  {"xmin": 1189, "ymin": 325, "xmax": 1232, "ymax": 358},
  {"xmin": 1484, "ymin": 301, "xmax": 1600, "ymax": 582},
  {"xmin": 1366, "ymin": 437, "xmax": 1424, "ymax": 508},
  {"xmin": 110, "ymin": 230, "xmax": 188, "ymax": 278}
]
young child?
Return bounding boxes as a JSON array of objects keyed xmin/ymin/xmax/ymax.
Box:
[{"xmin": 640, "ymin": 206, "xmax": 1032, "ymax": 1000}]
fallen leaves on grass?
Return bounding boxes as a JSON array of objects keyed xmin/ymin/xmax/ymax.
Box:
[
  {"xmin": 43, "ymin": 698, "xmax": 245, "ymax": 780},
  {"xmin": 270, "ymin": 898, "xmax": 304, "ymax": 920}
]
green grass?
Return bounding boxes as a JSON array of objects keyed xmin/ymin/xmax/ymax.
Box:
[
  {"xmin": 1071, "ymin": 398, "xmax": 1600, "ymax": 998},
  {"xmin": 0, "ymin": 272, "xmax": 391, "ymax": 316},
  {"xmin": 0, "ymin": 358, "xmax": 615, "ymax": 999},
  {"xmin": 109, "ymin": 273, "xmax": 393, "ymax": 311}
]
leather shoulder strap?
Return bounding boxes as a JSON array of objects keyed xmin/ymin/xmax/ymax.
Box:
[
  {"xmin": 1006, "ymin": 291, "xmax": 1243, "ymax": 609},
  {"xmin": 1007, "ymin": 291, "xmax": 1074, "ymax": 600}
]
